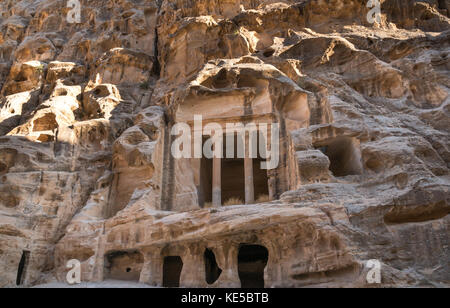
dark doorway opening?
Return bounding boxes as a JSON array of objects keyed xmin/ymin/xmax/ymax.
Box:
[
  {"xmin": 315, "ymin": 137, "xmax": 363, "ymax": 177},
  {"xmin": 104, "ymin": 250, "xmax": 144, "ymax": 281},
  {"xmin": 204, "ymin": 248, "xmax": 222, "ymax": 285},
  {"xmin": 16, "ymin": 251, "xmax": 30, "ymax": 286},
  {"xmin": 163, "ymin": 256, "xmax": 183, "ymax": 287},
  {"xmin": 222, "ymin": 157, "xmax": 245, "ymax": 205},
  {"xmin": 238, "ymin": 245, "xmax": 268, "ymax": 288},
  {"xmin": 222, "ymin": 133, "xmax": 245, "ymax": 205}
]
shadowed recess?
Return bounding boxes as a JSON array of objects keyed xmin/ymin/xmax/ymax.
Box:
[
  {"xmin": 238, "ymin": 244, "xmax": 269, "ymax": 288},
  {"xmin": 163, "ymin": 256, "xmax": 183, "ymax": 288},
  {"xmin": 204, "ymin": 248, "xmax": 222, "ymax": 285}
]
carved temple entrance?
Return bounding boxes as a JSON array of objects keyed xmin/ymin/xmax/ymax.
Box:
[{"xmin": 198, "ymin": 127, "xmax": 272, "ymax": 207}]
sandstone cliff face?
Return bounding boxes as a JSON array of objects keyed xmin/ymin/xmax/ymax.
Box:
[{"xmin": 0, "ymin": 0, "xmax": 448, "ymax": 288}]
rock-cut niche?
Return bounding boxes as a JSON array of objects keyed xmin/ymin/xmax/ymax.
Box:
[
  {"xmin": 238, "ymin": 244, "xmax": 269, "ymax": 288},
  {"xmin": 315, "ymin": 136, "xmax": 363, "ymax": 177},
  {"xmin": 163, "ymin": 256, "xmax": 183, "ymax": 287},
  {"xmin": 104, "ymin": 250, "xmax": 144, "ymax": 282},
  {"xmin": 204, "ymin": 248, "xmax": 222, "ymax": 284}
]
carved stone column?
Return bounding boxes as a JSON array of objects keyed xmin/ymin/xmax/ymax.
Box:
[
  {"xmin": 244, "ymin": 133, "xmax": 255, "ymax": 204},
  {"xmin": 212, "ymin": 157, "xmax": 221, "ymax": 206}
]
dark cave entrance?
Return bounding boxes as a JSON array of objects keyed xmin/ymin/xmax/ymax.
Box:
[
  {"xmin": 104, "ymin": 250, "xmax": 144, "ymax": 281},
  {"xmin": 16, "ymin": 250, "xmax": 30, "ymax": 286},
  {"xmin": 238, "ymin": 244, "xmax": 269, "ymax": 288},
  {"xmin": 315, "ymin": 136, "xmax": 363, "ymax": 177},
  {"xmin": 204, "ymin": 248, "xmax": 222, "ymax": 285},
  {"xmin": 163, "ymin": 256, "xmax": 183, "ymax": 287}
]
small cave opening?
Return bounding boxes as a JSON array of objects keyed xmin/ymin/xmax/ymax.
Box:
[
  {"xmin": 262, "ymin": 48, "xmax": 275, "ymax": 58},
  {"xmin": 92, "ymin": 85, "xmax": 111, "ymax": 98},
  {"xmin": 238, "ymin": 244, "xmax": 269, "ymax": 288},
  {"xmin": 163, "ymin": 256, "xmax": 183, "ymax": 288},
  {"xmin": 315, "ymin": 136, "xmax": 363, "ymax": 177},
  {"xmin": 16, "ymin": 250, "xmax": 30, "ymax": 286},
  {"xmin": 212, "ymin": 68, "xmax": 232, "ymax": 89},
  {"xmin": 104, "ymin": 250, "xmax": 144, "ymax": 282},
  {"xmin": 204, "ymin": 248, "xmax": 222, "ymax": 285}
]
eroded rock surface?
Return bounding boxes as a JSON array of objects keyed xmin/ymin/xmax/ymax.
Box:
[{"xmin": 0, "ymin": 0, "xmax": 449, "ymax": 288}]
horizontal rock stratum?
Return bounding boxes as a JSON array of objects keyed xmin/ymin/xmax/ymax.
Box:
[{"xmin": 0, "ymin": 0, "xmax": 449, "ymax": 288}]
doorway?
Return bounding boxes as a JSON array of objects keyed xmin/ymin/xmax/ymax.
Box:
[
  {"xmin": 221, "ymin": 157, "xmax": 245, "ymax": 205},
  {"xmin": 237, "ymin": 245, "xmax": 269, "ymax": 288},
  {"xmin": 104, "ymin": 250, "xmax": 144, "ymax": 281},
  {"xmin": 204, "ymin": 248, "xmax": 222, "ymax": 284},
  {"xmin": 163, "ymin": 256, "xmax": 183, "ymax": 287}
]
